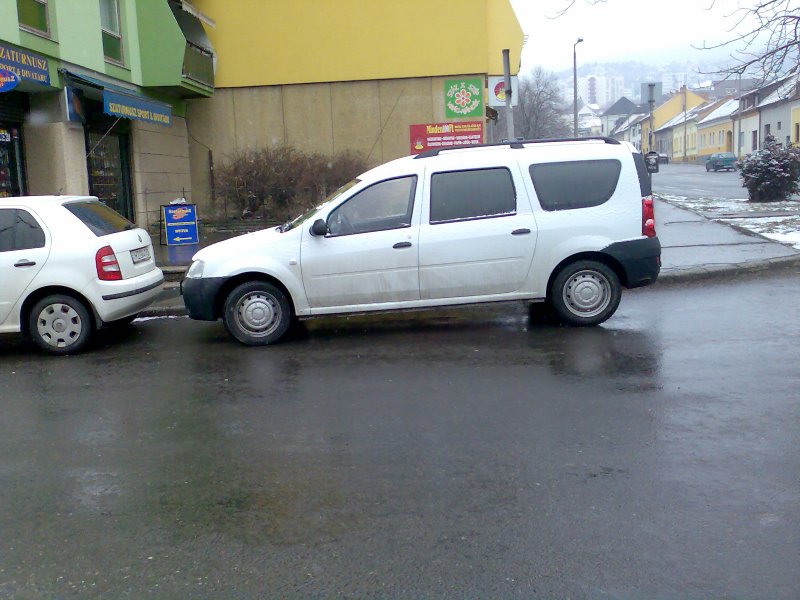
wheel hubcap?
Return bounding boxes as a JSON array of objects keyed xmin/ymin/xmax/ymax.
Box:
[
  {"xmin": 37, "ymin": 303, "xmax": 83, "ymax": 349},
  {"xmin": 563, "ymin": 270, "xmax": 611, "ymax": 318},
  {"xmin": 235, "ymin": 292, "xmax": 280, "ymax": 337}
]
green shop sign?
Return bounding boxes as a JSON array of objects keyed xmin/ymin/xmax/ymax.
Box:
[{"xmin": 445, "ymin": 78, "xmax": 483, "ymax": 118}]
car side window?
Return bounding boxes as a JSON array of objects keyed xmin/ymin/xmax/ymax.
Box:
[
  {"xmin": 529, "ymin": 159, "xmax": 621, "ymax": 211},
  {"xmin": 0, "ymin": 209, "xmax": 45, "ymax": 252},
  {"xmin": 429, "ymin": 167, "xmax": 516, "ymax": 224},
  {"xmin": 328, "ymin": 176, "xmax": 416, "ymax": 237}
]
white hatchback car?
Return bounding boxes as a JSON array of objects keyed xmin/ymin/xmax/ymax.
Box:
[
  {"xmin": 183, "ymin": 138, "xmax": 660, "ymax": 346},
  {"xmin": 0, "ymin": 196, "xmax": 164, "ymax": 354}
]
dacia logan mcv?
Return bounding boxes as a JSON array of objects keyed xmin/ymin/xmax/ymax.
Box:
[{"xmin": 182, "ymin": 138, "xmax": 660, "ymax": 345}]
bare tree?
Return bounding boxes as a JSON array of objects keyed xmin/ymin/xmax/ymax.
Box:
[
  {"xmin": 496, "ymin": 67, "xmax": 571, "ymax": 140},
  {"xmin": 555, "ymin": 0, "xmax": 800, "ymax": 80}
]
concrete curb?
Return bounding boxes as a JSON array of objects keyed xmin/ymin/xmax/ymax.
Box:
[{"xmin": 656, "ymin": 253, "xmax": 800, "ymax": 285}]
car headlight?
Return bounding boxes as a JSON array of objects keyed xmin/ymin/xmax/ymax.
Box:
[{"xmin": 186, "ymin": 260, "xmax": 205, "ymax": 279}]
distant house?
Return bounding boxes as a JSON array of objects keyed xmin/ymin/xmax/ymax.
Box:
[
  {"xmin": 697, "ymin": 98, "xmax": 739, "ymax": 157},
  {"xmin": 712, "ymin": 78, "xmax": 759, "ymax": 100},
  {"xmin": 736, "ymin": 73, "xmax": 798, "ymax": 157},
  {"xmin": 656, "ymin": 100, "xmax": 731, "ymax": 162},
  {"xmin": 600, "ymin": 97, "xmax": 644, "ymax": 136},
  {"xmin": 640, "ymin": 87, "xmax": 707, "ymax": 155}
]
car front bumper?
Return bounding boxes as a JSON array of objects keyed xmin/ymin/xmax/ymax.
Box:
[{"xmin": 181, "ymin": 277, "xmax": 227, "ymax": 321}]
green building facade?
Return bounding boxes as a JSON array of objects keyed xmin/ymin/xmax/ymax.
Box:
[{"xmin": 0, "ymin": 0, "xmax": 214, "ymax": 227}]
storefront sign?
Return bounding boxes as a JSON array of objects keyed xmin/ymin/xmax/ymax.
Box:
[
  {"xmin": 163, "ymin": 204, "xmax": 199, "ymax": 245},
  {"xmin": 410, "ymin": 121, "xmax": 484, "ymax": 155},
  {"xmin": 0, "ymin": 43, "xmax": 50, "ymax": 86},
  {"xmin": 445, "ymin": 78, "xmax": 483, "ymax": 119},
  {"xmin": 487, "ymin": 76, "xmax": 519, "ymax": 107},
  {"xmin": 0, "ymin": 70, "xmax": 20, "ymax": 93},
  {"xmin": 103, "ymin": 90, "xmax": 172, "ymax": 126}
]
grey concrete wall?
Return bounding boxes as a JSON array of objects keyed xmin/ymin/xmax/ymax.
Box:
[{"xmin": 130, "ymin": 116, "xmax": 192, "ymax": 229}]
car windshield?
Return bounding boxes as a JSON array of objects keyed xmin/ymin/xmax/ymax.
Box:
[{"xmin": 280, "ymin": 178, "xmax": 361, "ymax": 232}]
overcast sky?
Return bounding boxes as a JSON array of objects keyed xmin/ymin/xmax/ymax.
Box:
[{"xmin": 509, "ymin": 0, "xmax": 750, "ymax": 73}]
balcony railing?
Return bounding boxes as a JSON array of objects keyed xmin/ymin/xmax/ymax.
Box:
[{"xmin": 182, "ymin": 41, "xmax": 214, "ymax": 88}]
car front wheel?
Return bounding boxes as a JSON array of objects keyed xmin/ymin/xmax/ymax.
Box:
[
  {"xmin": 28, "ymin": 294, "xmax": 93, "ymax": 355},
  {"xmin": 223, "ymin": 281, "xmax": 292, "ymax": 346},
  {"xmin": 549, "ymin": 260, "xmax": 621, "ymax": 326}
]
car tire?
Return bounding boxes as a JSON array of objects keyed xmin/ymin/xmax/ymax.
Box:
[
  {"xmin": 28, "ymin": 294, "xmax": 93, "ymax": 355},
  {"xmin": 223, "ymin": 281, "xmax": 292, "ymax": 346},
  {"xmin": 549, "ymin": 260, "xmax": 621, "ymax": 327},
  {"xmin": 706, "ymin": 164, "xmax": 710, "ymax": 171}
]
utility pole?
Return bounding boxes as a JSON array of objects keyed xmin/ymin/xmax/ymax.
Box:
[
  {"xmin": 648, "ymin": 83, "xmax": 655, "ymax": 154},
  {"xmin": 502, "ymin": 49, "xmax": 514, "ymax": 141},
  {"xmin": 683, "ymin": 84, "xmax": 688, "ymax": 163},
  {"xmin": 573, "ymin": 37, "xmax": 584, "ymax": 138}
]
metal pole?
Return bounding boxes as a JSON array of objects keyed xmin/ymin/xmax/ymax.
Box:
[
  {"xmin": 683, "ymin": 85, "xmax": 688, "ymax": 163},
  {"xmin": 648, "ymin": 83, "xmax": 655, "ymax": 154},
  {"xmin": 573, "ymin": 38, "xmax": 583, "ymax": 137},
  {"xmin": 502, "ymin": 49, "xmax": 514, "ymax": 141}
]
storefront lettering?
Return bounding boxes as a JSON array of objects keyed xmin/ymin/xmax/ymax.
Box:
[
  {"xmin": 106, "ymin": 102, "xmax": 170, "ymax": 124},
  {"xmin": 0, "ymin": 44, "xmax": 50, "ymax": 85}
]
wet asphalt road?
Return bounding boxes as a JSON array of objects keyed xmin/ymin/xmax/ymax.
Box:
[
  {"xmin": 1, "ymin": 270, "xmax": 799, "ymax": 598},
  {"xmin": 652, "ymin": 162, "xmax": 746, "ymax": 200}
]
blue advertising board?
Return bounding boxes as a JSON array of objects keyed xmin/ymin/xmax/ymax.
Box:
[
  {"xmin": 163, "ymin": 204, "xmax": 199, "ymax": 246},
  {"xmin": 104, "ymin": 90, "xmax": 171, "ymax": 126},
  {"xmin": 0, "ymin": 69, "xmax": 20, "ymax": 93},
  {"xmin": 0, "ymin": 43, "xmax": 50, "ymax": 86}
]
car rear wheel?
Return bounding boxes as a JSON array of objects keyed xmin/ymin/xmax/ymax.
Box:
[
  {"xmin": 706, "ymin": 164, "xmax": 711, "ymax": 171},
  {"xmin": 223, "ymin": 281, "xmax": 292, "ymax": 346},
  {"xmin": 28, "ymin": 294, "xmax": 93, "ymax": 355},
  {"xmin": 549, "ymin": 260, "xmax": 621, "ymax": 327}
]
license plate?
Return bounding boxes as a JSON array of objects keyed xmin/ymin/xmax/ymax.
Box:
[{"xmin": 130, "ymin": 246, "xmax": 150, "ymax": 264}]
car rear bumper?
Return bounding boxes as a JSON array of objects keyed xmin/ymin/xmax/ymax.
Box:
[
  {"xmin": 603, "ymin": 237, "xmax": 661, "ymax": 288},
  {"xmin": 95, "ymin": 268, "xmax": 165, "ymax": 321},
  {"xmin": 181, "ymin": 276, "xmax": 226, "ymax": 321}
]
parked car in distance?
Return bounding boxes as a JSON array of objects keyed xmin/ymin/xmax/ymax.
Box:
[
  {"xmin": 0, "ymin": 196, "xmax": 164, "ymax": 354},
  {"xmin": 182, "ymin": 137, "xmax": 661, "ymax": 346},
  {"xmin": 706, "ymin": 152, "xmax": 737, "ymax": 171},
  {"xmin": 658, "ymin": 152, "xmax": 669, "ymax": 164}
]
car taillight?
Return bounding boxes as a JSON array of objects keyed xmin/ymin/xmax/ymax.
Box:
[
  {"xmin": 642, "ymin": 196, "xmax": 656, "ymax": 238},
  {"xmin": 95, "ymin": 245, "xmax": 122, "ymax": 281}
]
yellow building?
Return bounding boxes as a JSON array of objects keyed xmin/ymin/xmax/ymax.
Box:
[
  {"xmin": 186, "ymin": 0, "xmax": 523, "ymax": 216},
  {"xmin": 697, "ymin": 99, "xmax": 739, "ymax": 157},
  {"xmin": 641, "ymin": 88, "xmax": 706, "ymax": 155}
]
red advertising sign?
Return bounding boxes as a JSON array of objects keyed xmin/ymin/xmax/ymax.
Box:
[{"xmin": 409, "ymin": 121, "xmax": 483, "ymax": 155}]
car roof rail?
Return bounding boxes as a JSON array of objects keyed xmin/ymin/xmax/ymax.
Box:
[{"xmin": 413, "ymin": 136, "xmax": 621, "ymax": 159}]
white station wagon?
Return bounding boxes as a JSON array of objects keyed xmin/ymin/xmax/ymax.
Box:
[
  {"xmin": 0, "ymin": 196, "xmax": 164, "ymax": 354},
  {"xmin": 182, "ymin": 138, "xmax": 660, "ymax": 345}
]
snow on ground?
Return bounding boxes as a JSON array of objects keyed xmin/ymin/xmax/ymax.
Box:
[{"xmin": 658, "ymin": 194, "xmax": 800, "ymax": 250}]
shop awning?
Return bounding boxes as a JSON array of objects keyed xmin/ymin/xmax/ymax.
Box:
[{"xmin": 63, "ymin": 71, "xmax": 172, "ymax": 126}]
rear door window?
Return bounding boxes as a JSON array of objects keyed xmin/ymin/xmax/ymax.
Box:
[
  {"xmin": 529, "ymin": 159, "xmax": 621, "ymax": 211},
  {"xmin": 65, "ymin": 201, "xmax": 133, "ymax": 236},
  {"xmin": 0, "ymin": 208, "xmax": 46, "ymax": 251},
  {"xmin": 429, "ymin": 167, "xmax": 516, "ymax": 223}
]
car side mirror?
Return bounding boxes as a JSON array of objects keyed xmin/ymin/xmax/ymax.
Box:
[{"xmin": 310, "ymin": 218, "xmax": 328, "ymax": 237}]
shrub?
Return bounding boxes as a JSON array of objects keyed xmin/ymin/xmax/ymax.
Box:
[
  {"xmin": 739, "ymin": 135, "xmax": 800, "ymax": 202},
  {"xmin": 216, "ymin": 146, "xmax": 369, "ymax": 221}
]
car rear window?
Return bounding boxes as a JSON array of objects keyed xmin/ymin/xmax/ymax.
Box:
[
  {"xmin": 65, "ymin": 201, "xmax": 134, "ymax": 236},
  {"xmin": 529, "ymin": 159, "xmax": 622, "ymax": 211}
]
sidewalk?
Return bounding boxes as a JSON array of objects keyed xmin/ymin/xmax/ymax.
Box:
[{"xmin": 141, "ymin": 198, "xmax": 800, "ymax": 317}]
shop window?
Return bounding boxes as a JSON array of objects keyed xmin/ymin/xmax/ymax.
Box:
[
  {"xmin": 17, "ymin": 0, "xmax": 49, "ymax": 36},
  {"xmin": 100, "ymin": 0, "xmax": 123, "ymax": 64}
]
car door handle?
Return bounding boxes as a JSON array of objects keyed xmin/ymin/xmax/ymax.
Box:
[
  {"xmin": 14, "ymin": 260, "xmax": 37, "ymax": 267},
  {"xmin": 511, "ymin": 228, "xmax": 531, "ymax": 235},
  {"xmin": 393, "ymin": 242, "xmax": 412, "ymax": 249}
]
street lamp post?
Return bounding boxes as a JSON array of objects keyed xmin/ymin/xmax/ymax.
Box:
[{"xmin": 573, "ymin": 37, "xmax": 584, "ymax": 138}]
